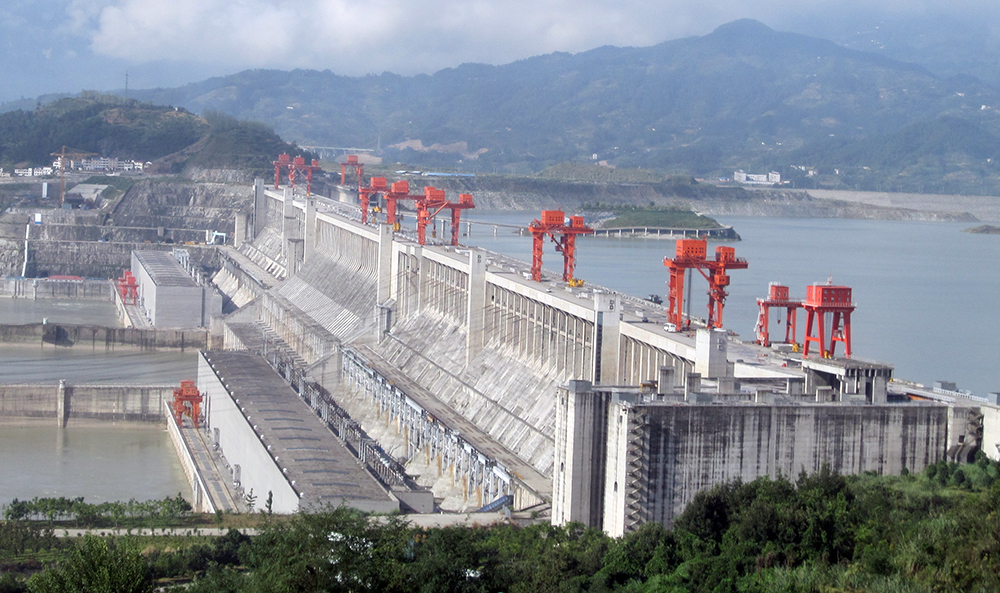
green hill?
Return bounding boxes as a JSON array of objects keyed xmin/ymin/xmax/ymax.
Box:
[{"xmin": 0, "ymin": 95, "xmax": 312, "ymax": 174}]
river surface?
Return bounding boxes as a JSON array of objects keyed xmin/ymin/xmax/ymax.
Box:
[
  {"xmin": 0, "ymin": 299, "xmax": 197, "ymax": 505},
  {"xmin": 462, "ymin": 213, "xmax": 1000, "ymax": 398},
  {"xmin": 0, "ymin": 298, "xmax": 120, "ymax": 326},
  {"xmin": 0, "ymin": 426, "xmax": 190, "ymax": 504}
]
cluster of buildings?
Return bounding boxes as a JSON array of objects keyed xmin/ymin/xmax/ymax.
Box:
[
  {"xmin": 0, "ymin": 157, "xmax": 148, "ymax": 179},
  {"xmin": 734, "ymin": 170, "xmax": 781, "ymax": 185},
  {"xmin": 119, "ymin": 249, "xmax": 222, "ymax": 329},
  {"xmin": 2, "ymin": 167, "xmax": 54, "ymax": 177},
  {"xmin": 53, "ymin": 157, "xmax": 148, "ymax": 174}
]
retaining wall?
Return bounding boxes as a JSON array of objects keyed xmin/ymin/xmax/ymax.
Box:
[
  {"xmin": 24, "ymin": 241, "xmax": 218, "ymax": 279},
  {"xmin": 604, "ymin": 403, "xmax": 950, "ymax": 534},
  {"xmin": 0, "ymin": 323, "xmax": 209, "ymax": 350},
  {"xmin": 0, "ymin": 383, "xmax": 173, "ymax": 425},
  {"xmin": 164, "ymin": 400, "xmax": 217, "ymax": 513},
  {"xmin": 2, "ymin": 277, "xmax": 114, "ymax": 300}
]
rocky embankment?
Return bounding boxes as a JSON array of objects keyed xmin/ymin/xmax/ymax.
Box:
[
  {"xmin": 109, "ymin": 178, "xmax": 251, "ymax": 232},
  {"xmin": 0, "ymin": 175, "xmax": 252, "ymax": 278},
  {"xmin": 696, "ymin": 189, "xmax": 978, "ymax": 221}
]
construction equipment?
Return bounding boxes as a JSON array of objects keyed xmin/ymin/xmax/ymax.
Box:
[
  {"xmin": 528, "ymin": 210, "xmax": 594, "ymax": 283},
  {"xmin": 171, "ymin": 380, "xmax": 203, "ymax": 429},
  {"xmin": 339, "ymin": 155, "xmax": 364, "ymax": 188},
  {"xmin": 358, "ymin": 177, "xmax": 388, "ymax": 224},
  {"xmin": 50, "ymin": 146, "xmax": 97, "ymax": 208},
  {"xmin": 383, "ymin": 180, "xmax": 423, "ymax": 231},
  {"xmin": 273, "ymin": 154, "xmax": 321, "ymax": 195},
  {"xmin": 754, "ymin": 283, "xmax": 802, "ymax": 347},
  {"xmin": 415, "ymin": 188, "xmax": 475, "ymax": 246},
  {"xmin": 663, "ymin": 238, "xmax": 748, "ymax": 330},
  {"xmin": 802, "ymin": 283, "xmax": 855, "ymax": 359},
  {"xmin": 116, "ymin": 271, "xmax": 138, "ymax": 305}
]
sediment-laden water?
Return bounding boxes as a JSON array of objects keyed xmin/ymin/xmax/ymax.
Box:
[{"xmin": 0, "ymin": 298, "xmax": 197, "ymax": 503}]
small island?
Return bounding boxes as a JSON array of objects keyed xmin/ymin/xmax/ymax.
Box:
[
  {"xmin": 586, "ymin": 205, "xmax": 740, "ymax": 240},
  {"xmin": 963, "ymin": 225, "xmax": 1000, "ymax": 234}
]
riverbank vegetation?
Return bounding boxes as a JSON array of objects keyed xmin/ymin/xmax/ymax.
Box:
[
  {"xmin": 585, "ymin": 203, "xmax": 724, "ymax": 229},
  {"xmin": 3, "ymin": 458, "xmax": 1000, "ymax": 591},
  {"xmin": 3, "ymin": 495, "xmax": 193, "ymax": 529}
]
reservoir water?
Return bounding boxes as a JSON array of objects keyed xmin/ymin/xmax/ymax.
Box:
[
  {"xmin": 0, "ymin": 426, "xmax": 190, "ymax": 504},
  {"xmin": 462, "ymin": 213, "xmax": 1000, "ymax": 398},
  {"xmin": 0, "ymin": 299, "xmax": 198, "ymax": 505}
]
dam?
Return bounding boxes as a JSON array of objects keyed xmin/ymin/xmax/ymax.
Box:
[{"xmin": 198, "ymin": 179, "xmax": 997, "ymax": 533}]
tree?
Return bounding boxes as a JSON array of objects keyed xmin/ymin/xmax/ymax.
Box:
[{"xmin": 27, "ymin": 536, "xmax": 151, "ymax": 593}]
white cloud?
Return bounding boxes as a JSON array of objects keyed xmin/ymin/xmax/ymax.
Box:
[
  {"xmin": 80, "ymin": 0, "xmax": 1000, "ymax": 76},
  {"xmin": 85, "ymin": 0, "xmax": 729, "ymax": 75}
]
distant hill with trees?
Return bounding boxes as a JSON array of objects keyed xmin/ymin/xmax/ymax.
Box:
[{"xmin": 0, "ymin": 95, "xmax": 313, "ymax": 175}]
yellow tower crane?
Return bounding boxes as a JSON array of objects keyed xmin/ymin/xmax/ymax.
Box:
[{"xmin": 49, "ymin": 146, "xmax": 97, "ymax": 208}]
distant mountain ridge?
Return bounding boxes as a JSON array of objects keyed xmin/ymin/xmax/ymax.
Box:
[{"xmin": 118, "ymin": 19, "xmax": 1000, "ymax": 192}]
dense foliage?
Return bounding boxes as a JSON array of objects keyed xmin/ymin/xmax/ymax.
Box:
[
  {"xmin": 594, "ymin": 206, "xmax": 723, "ymax": 229},
  {"xmin": 0, "ymin": 95, "xmax": 207, "ymax": 167},
  {"xmin": 0, "ymin": 96, "xmax": 313, "ymax": 175},
  {"xmin": 184, "ymin": 460, "xmax": 1000, "ymax": 592},
  {"xmin": 5, "ymin": 460, "xmax": 1000, "ymax": 591},
  {"xmin": 3, "ymin": 495, "xmax": 191, "ymax": 528},
  {"xmin": 185, "ymin": 111, "xmax": 316, "ymax": 172}
]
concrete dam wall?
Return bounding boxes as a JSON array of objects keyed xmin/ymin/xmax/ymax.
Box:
[
  {"xmin": 608, "ymin": 402, "xmax": 948, "ymax": 533},
  {"xmin": 0, "ymin": 383, "xmax": 173, "ymax": 425},
  {"xmin": 211, "ymin": 188, "xmax": 695, "ymax": 505},
  {"xmin": 213, "ymin": 183, "xmax": 956, "ymax": 517}
]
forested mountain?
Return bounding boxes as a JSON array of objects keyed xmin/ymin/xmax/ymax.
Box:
[
  {"xmin": 125, "ymin": 19, "xmax": 1000, "ymax": 192},
  {"xmin": 0, "ymin": 95, "xmax": 313, "ymax": 174}
]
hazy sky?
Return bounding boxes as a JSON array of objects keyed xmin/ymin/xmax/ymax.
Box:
[{"xmin": 1, "ymin": 0, "xmax": 996, "ymax": 103}]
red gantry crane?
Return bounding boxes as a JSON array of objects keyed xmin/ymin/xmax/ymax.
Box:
[
  {"xmin": 273, "ymin": 154, "xmax": 321, "ymax": 195},
  {"xmin": 116, "ymin": 271, "xmax": 138, "ymax": 305},
  {"xmin": 528, "ymin": 210, "xmax": 594, "ymax": 284},
  {"xmin": 754, "ymin": 283, "xmax": 802, "ymax": 348},
  {"xmin": 802, "ymin": 283, "xmax": 855, "ymax": 359},
  {"xmin": 171, "ymin": 380, "xmax": 203, "ymax": 429},
  {"xmin": 663, "ymin": 238, "xmax": 748, "ymax": 330},
  {"xmin": 415, "ymin": 187, "xmax": 475, "ymax": 246},
  {"xmin": 358, "ymin": 176, "xmax": 389, "ymax": 224},
  {"xmin": 339, "ymin": 155, "xmax": 364, "ymax": 188},
  {"xmin": 383, "ymin": 180, "xmax": 423, "ymax": 231}
]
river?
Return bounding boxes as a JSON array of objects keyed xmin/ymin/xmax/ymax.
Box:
[
  {"xmin": 0, "ymin": 426, "xmax": 191, "ymax": 505},
  {"xmin": 0, "ymin": 299, "xmax": 197, "ymax": 505},
  {"xmin": 462, "ymin": 213, "xmax": 1000, "ymax": 398}
]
